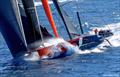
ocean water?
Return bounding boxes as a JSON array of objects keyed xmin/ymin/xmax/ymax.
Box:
[{"xmin": 0, "ymin": 0, "xmax": 120, "ymax": 77}]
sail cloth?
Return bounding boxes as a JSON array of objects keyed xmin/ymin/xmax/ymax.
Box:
[
  {"xmin": 19, "ymin": 0, "xmax": 52, "ymax": 45},
  {"xmin": 19, "ymin": 0, "xmax": 53, "ymax": 49},
  {"xmin": 11, "ymin": 0, "xmax": 28, "ymax": 48},
  {"xmin": 0, "ymin": 0, "xmax": 27, "ymax": 58}
]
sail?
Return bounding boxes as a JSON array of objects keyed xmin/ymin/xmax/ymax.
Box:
[
  {"xmin": 0, "ymin": 0, "xmax": 27, "ymax": 58},
  {"xmin": 53, "ymin": 0, "xmax": 79, "ymax": 39},
  {"xmin": 20, "ymin": 0, "xmax": 43, "ymax": 44},
  {"xmin": 11, "ymin": 0, "xmax": 28, "ymax": 47},
  {"xmin": 20, "ymin": 0, "xmax": 53, "ymax": 49}
]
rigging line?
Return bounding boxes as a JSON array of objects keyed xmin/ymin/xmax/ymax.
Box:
[
  {"xmin": 60, "ymin": 1, "xmax": 73, "ymax": 7},
  {"xmin": 75, "ymin": 0, "xmax": 86, "ymax": 23},
  {"xmin": 51, "ymin": 1, "xmax": 72, "ymax": 14},
  {"xmin": 61, "ymin": 6, "xmax": 79, "ymax": 31},
  {"xmin": 60, "ymin": 7, "xmax": 80, "ymax": 39},
  {"xmin": 74, "ymin": 0, "xmax": 87, "ymax": 28},
  {"xmin": 53, "ymin": 0, "xmax": 72, "ymax": 39}
]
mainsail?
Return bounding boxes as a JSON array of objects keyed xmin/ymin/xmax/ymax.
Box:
[
  {"xmin": 0, "ymin": 0, "xmax": 27, "ymax": 58},
  {"xmin": 0, "ymin": 0, "xmax": 53, "ymax": 58},
  {"xmin": 11, "ymin": 0, "xmax": 28, "ymax": 48}
]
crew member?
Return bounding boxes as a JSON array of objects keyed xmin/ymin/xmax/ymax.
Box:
[{"xmin": 94, "ymin": 29, "xmax": 98, "ymax": 35}]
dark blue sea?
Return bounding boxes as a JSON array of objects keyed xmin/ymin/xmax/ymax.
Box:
[{"xmin": 0, "ymin": 0, "xmax": 120, "ymax": 77}]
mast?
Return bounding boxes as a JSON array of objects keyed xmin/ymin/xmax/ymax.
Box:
[
  {"xmin": 75, "ymin": 0, "xmax": 84, "ymax": 34},
  {"xmin": 76, "ymin": 12, "xmax": 84, "ymax": 34},
  {"xmin": 41, "ymin": 0, "xmax": 59, "ymax": 38},
  {"xmin": 52, "ymin": 0, "xmax": 72, "ymax": 39}
]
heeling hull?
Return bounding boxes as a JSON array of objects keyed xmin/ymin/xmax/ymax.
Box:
[
  {"xmin": 80, "ymin": 40, "xmax": 103, "ymax": 50},
  {"xmin": 35, "ymin": 38, "xmax": 76, "ymax": 59},
  {"xmin": 0, "ymin": 0, "xmax": 27, "ymax": 58},
  {"xmin": 68, "ymin": 35, "xmax": 104, "ymax": 50},
  {"xmin": 37, "ymin": 41, "xmax": 75, "ymax": 59},
  {"xmin": 36, "ymin": 36, "xmax": 103, "ymax": 59}
]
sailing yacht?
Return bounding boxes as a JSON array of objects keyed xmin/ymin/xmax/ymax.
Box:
[
  {"xmin": 0, "ymin": 0, "xmax": 113, "ymax": 60},
  {"xmin": 52, "ymin": 0, "xmax": 113, "ymax": 50}
]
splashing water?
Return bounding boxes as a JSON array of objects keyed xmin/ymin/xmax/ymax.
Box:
[
  {"xmin": 107, "ymin": 23, "xmax": 120, "ymax": 47},
  {"xmin": 88, "ymin": 22, "xmax": 120, "ymax": 54},
  {"xmin": 75, "ymin": 22, "xmax": 120, "ymax": 55}
]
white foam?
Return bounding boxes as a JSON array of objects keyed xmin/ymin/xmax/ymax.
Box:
[
  {"xmin": 24, "ymin": 52, "xmax": 40, "ymax": 61},
  {"xmin": 90, "ymin": 22, "xmax": 120, "ymax": 48},
  {"xmin": 75, "ymin": 46, "xmax": 105, "ymax": 55},
  {"xmin": 105, "ymin": 23, "xmax": 120, "ymax": 47}
]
